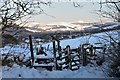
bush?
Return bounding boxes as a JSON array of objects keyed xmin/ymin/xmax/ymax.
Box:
[
  {"xmin": 2, "ymin": 34, "xmax": 18, "ymax": 47},
  {"xmin": 1, "ymin": 54, "xmax": 31, "ymax": 67},
  {"xmin": 108, "ymin": 42, "xmax": 120, "ymax": 77}
]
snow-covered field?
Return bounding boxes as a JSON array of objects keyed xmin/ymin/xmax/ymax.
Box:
[{"xmin": 1, "ymin": 29, "xmax": 120, "ymax": 78}]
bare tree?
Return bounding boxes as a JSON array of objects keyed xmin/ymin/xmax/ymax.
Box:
[
  {"xmin": 0, "ymin": 0, "xmax": 82, "ymax": 34},
  {"xmin": 97, "ymin": 0, "xmax": 120, "ymax": 22},
  {"xmin": 96, "ymin": 0, "xmax": 120, "ymax": 77},
  {"xmin": 0, "ymin": 0, "xmax": 52, "ymax": 34}
]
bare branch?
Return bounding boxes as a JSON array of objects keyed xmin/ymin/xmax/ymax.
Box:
[{"xmin": 0, "ymin": 0, "xmax": 52, "ymax": 33}]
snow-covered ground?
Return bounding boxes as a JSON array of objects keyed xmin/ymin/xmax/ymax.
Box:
[
  {"xmin": 1, "ymin": 29, "xmax": 120, "ymax": 78},
  {"xmin": 2, "ymin": 64, "xmax": 107, "ymax": 78}
]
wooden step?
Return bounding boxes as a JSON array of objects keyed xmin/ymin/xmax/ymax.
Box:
[
  {"xmin": 71, "ymin": 63, "xmax": 80, "ymax": 67},
  {"xmin": 33, "ymin": 64, "xmax": 54, "ymax": 71},
  {"xmin": 70, "ymin": 54, "xmax": 80, "ymax": 57},
  {"xmin": 71, "ymin": 66, "xmax": 79, "ymax": 71},
  {"xmin": 72, "ymin": 59, "xmax": 80, "ymax": 62},
  {"xmin": 58, "ymin": 61, "xmax": 68, "ymax": 65},
  {"xmin": 62, "ymin": 65, "xmax": 69, "ymax": 69},
  {"xmin": 60, "ymin": 55, "xmax": 68, "ymax": 60}
]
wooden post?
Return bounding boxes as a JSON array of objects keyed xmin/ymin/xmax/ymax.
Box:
[
  {"xmin": 29, "ymin": 35, "xmax": 34, "ymax": 66},
  {"xmin": 47, "ymin": 44, "xmax": 50, "ymax": 51},
  {"xmin": 82, "ymin": 44, "xmax": 87, "ymax": 66},
  {"xmin": 67, "ymin": 45, "xmax": 71, "ymax": 69},
  {"xmin": 58, "ymin": 41, "xmax": 60, "ymax": 52},
  {"xmin": 53, "ymin": 40, "xmax": 57, "ymax": 70},
  {"xmin": 103, "ymin": 45, "xmax": 106, "ymax": 61},
  {"xmin": 90, "ymin": 45, "xmax": 94, "ymax": 57},
  {"xmin": 58, "ymin": 41, "xmax": 61, "ymax": 57}
]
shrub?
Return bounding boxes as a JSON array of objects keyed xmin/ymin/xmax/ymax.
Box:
[
  {"xmin": 108, "ymin": 42, "xmax": 120, "ymax": 77},
  {"xmin": 2, "ymin": 34, "xmax": 18, "ymax": 47}
]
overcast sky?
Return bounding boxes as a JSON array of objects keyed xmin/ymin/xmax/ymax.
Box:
[{"xmin": 28, "ymin": 2, "xmax": 110, "ymax": 24}]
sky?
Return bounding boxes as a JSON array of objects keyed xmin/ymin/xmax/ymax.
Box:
[
  {"xmin": 26, "ymin": 1, "xmax": 112, "ymax": 24},
  {"xmin": 0, "ymin": 0, "xmax": 115, "ymax": 25}
]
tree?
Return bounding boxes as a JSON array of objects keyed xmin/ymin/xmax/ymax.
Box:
[
  {"xmin": 0, "ymin": 0, "xmax": 82, "ymax": 34},
  {"xmin": 96, "ymin": 0, "xmax": 120, "ymax": 77},
  {"xmin": 98, "ymin": 0, "xmax": 120, "ymax": 22},
  {"xmin": 0, "ymin": 0, "xmax": 52, "ymax": 34}
]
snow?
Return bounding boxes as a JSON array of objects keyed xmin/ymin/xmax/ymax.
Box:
[
  {"xmin": 25, "ymin": 28, "xmax": 40, "ymax": 32},
  {"xmin": 33, "ymin": 63, "xmax": 54, "ymax": 66},
  {"xmin": 2, "ymin": 65, "xmax": 41, "ymax": 78},
  {"xmin": 1, "ymin": 44, "xmax": 31, "ymax": 58},
  {"xmin": 2, "ymin": 64, "xmax": 106, "ymax": 78}
]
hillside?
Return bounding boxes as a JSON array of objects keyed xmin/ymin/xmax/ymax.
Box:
[{"xmin": 3, "ymin": 22, "xmax": 120, "ymax": 44}]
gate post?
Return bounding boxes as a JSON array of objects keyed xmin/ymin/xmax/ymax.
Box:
[
  {"xmin": 82, "ymin": 44, "xmax": 87, "ymax": 66},
  {"xmin": 66, "ymin": 45, "xmax": 71, "ymax": 70},
  {"xmin": 90, "ymin": 45, "xmax": 94, "ymax": 57},
  {"xmin": 29, "ymin": 35, "xmax": 34, "ymax": 66},
  {"xmin": 53, "ymin": 40, "xmax": 57, "ymax": 70}
]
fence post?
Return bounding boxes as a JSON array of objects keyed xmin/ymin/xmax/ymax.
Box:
[
  {"xmin": 67, "ymin": 45, "xmax": 71, "ymax": 69},
  {"xmin": 82, "ymin": 44, "xmax": 87, "ymax": 66},
  {"xmin": 90, "ymin": 45, "xmax": 94, "ymax": 57},
  {"xmin": 53, "ymin": 40, "xmax": 57, "ymax": 70},
  {"xmin": 57, "ymin": 40, "xmax": 61, "ymax": 57},
  {"xmin": 58, "ymin": 41, "xmax": 60, "ymax": 52},
  {"xmin": 29, "ymin": 35, "xmax": 34, "ymax": 66}
]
